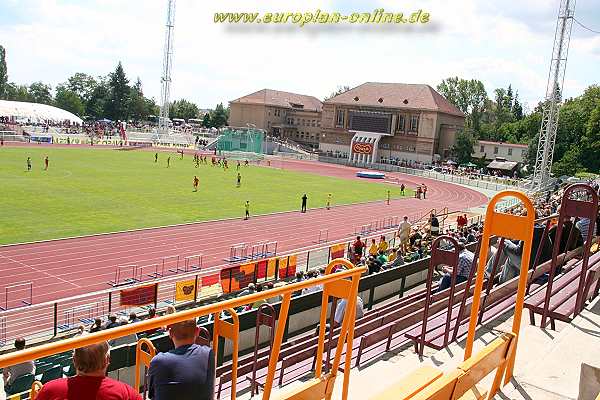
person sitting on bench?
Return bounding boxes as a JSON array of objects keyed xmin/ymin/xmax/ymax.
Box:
[{"xmin": 437, "ymin": 238, "xmax": 474, "ymax": 292}]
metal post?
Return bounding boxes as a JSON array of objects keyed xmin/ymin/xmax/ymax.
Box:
[{"xmin": 53, "ymin": 303, "xmax": 58, "ymax": 337}]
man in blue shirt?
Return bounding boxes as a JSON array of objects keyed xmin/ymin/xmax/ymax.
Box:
[{"xmin": 148, "ymin": 318, "xmax": 215, "ymax": 400}]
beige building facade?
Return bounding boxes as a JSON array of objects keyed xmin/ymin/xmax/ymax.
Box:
[
  {"xmin": 229, "ymin": 89, "xmax": 323, "ymax": 149},
  {"xmin": 320, "ymin": 82, "xmax": 465, "ymax": 164},
  {"xmin": 473, "ymin": 140, "xmax": 528, "ymax": 163}
]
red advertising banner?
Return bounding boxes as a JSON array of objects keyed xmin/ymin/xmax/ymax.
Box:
[
  {"xmin": 352, "ymin": 142, "xmax": 373, "ymax": 154},
  {"xmin": 120, "ymin": 284, "xmax": 157, "ymax": 306}
]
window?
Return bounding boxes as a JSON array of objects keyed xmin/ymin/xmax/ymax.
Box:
[
  {"xmin": 507, "ymin": 148, "xmax": 513, "ymax": 156},
  {"xmin": 409, "ymin": 115, "xmax": 419, "ymax": 132},
  {"xmin": 480, "ymin": 145, "xmax": 485, "ymax": 152},
  {"xmin": 494, "ymin": 146, "xmax": 498, "ymax": 154},
  {"xmin": 336, "ymin": 109, "xmax": 345, "ymax": 127},
  {"xmin": 312, "ymin": 120, "xmax": 316, "ymax": 127},
  {"xmin": 396, "ymin": 115, "xmax": 405, "ymax": 132}
]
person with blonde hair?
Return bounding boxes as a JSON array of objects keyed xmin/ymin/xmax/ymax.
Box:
[{"xmin": 36, "ymin": 341, "xmax": 141, "ymax": 399}]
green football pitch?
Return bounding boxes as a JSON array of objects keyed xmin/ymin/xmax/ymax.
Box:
[{"xmin": 0, "ymin": 147, "xmax": 408, "ymax": 245}]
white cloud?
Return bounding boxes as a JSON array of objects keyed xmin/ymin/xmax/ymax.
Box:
[{"xmin": 0, "ymin": 0, "xmax": 598, "ymax": 110}]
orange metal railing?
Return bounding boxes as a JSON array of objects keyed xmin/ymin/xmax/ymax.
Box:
[{"xmin": 0, "ymin": 259, "xmax": 365, "ymax": 400}]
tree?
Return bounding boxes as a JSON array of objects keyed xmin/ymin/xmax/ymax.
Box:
[
  {"xmin": 169, "ymin": 99, "xmax": 199, "ymax": 121},
  {"xmin": 579, "ymin": 103, "xmax": 600, "ymax": 173},
  {"xmin": 512, "ymin": 92, "xmax": 524, "ymax": 120},
  {"xmin": 326, "ymin": 85, "xmax": 351, "ymax": 100},
  {"xmin": 210, "ymin": 103, "xmax": 228, "ymax": 128},
  {"xmin": 202, "ymin": 112, "xmax": 211, "ymax": 128},
  {"xmin": 552, "ymin": 146, "xmax": 583, "ymax": 177},
  {"xmin": 437, "ymin": 77, "xmax": 487, "ymax": 133},
  {"xmin": 451, "ymin": 130, "xmax": 475, "ymax": 164},
  {"xmin": 28, "ymin": 81, "xmax": 53, "ymax": 105},
  {"xmin": 86, "ymin": 76, "xmax": 110, "ymax": 119},
  {"xmin": 55, "ymin": 85, "xmax": 84, "ymax": 116},
  {"xmin": 4, "ymin": 82, "xmax": 31, "ymax": 102},
  {"xmin": 105, "ymin": 62, "xmax": 130, "ymax": 121},
  {"xmin": 65, "ymin": 73, "xmax": 97, "ymax": 102},
  {"xmin": 0, "ymin": 45, "xmax": 7, "ymax": 99},
  {"xmin": 129, "ymin": 78, "xmax": 152, "ymax": 121}
]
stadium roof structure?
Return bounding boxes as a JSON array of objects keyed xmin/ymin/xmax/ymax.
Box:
[
  {"xmin": 325, "ymin": 82, "xmax": 465, "ymax": 117},
  {"xmin": 0, "ymin": 100, "xmax": 83, "ymax": 124}
]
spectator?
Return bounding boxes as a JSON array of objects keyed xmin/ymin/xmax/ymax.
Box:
[
  {"xmin": 576, "ymin": 218, "xmax": 592, "ymax": 244},
  {"xmin": 251, "ymin": 285, "xmax": 267, "ymax": 309},
  {"xmin": 104, "ymin": 315, "xmax": 120, "ymax": 330},
  {"xmin": 437, "ymin": 239, "xmax": 474, "ymax": 292},
  {"xmin": 334, "ymin": 296, "xmax": 364, "ymax": 325},
  {"xmin": 129, "ymin": 312, "xmax": 140, "ymax": 324},
  {"xmin": 548, "ymin": 219, "xmax": 583, "ymax": 254},
  {"xmin": 3, "ymin": 338, "xmax": 35, "ymax": 390},
  {"xmin": 109, "ymin": 318, "xmax": 138, "ymax": 347},
  {"xmin": 378, "ymin": 236, "xmax": 388, "ymax": 253},
  {"xmin": 351, "ymin": 236, "xmax": 365, "ymax": 263},
  {"xmin": 89, "ymin": 318, "xmax": 103, "ymax": 333},
  {"xmin": 398, "ymin": 216, "xmax": 411, "ymax": 253},
  {"xmin": 36, "ymin": 341, "xmax": 141, "ymax": 400},
  {"xmin": 430, "ymin": 213, "xmax": 440, "ymax": 236},
  {"xmin": 385, "ymin": 249, "xmax": 405, "ymax": 269},
  {"xmin": 264, "ymin": 282, "xmax": 280, "ymax": 304},
  {"xmin": 376, "ymin": 250, "xmax": 388, "ymax": 266},
  {"xmin": 144, "ymin": 308, "xmax": 160, "ymax": 336},
  {"xmin": 148, "ymin": 319, "xmax": 215, "ymax": 400},
  {"xmin": 239, "ymin": 283, "xmax": 256, "ymax": 297},
  {"xmin": 368, "ymin": 238, "xmax": 378, "ymax": 256}
]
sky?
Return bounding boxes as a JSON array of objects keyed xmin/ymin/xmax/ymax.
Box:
[{"xmin": 1, "ymin": 0, "xmax": 599, "ymax": 111}]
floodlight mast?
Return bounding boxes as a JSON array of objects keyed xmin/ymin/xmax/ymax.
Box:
[
  {"xmin": 159, "ymin": 0, "xmax": 176, "ymax": 135},
  {"xmin": 532, "ymin": 0, "xmax": 575, "ymax": 190}
]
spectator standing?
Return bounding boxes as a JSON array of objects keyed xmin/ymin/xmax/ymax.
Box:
[
  {"xmin": 430, "ymin": 213, "xmax": 440, "ymax": 236},
  {"xmin": 3, "ymin": 338, "xmax": 35, "ymax": 390},
  {"xmin": 352, "ymin": 236, "xmax": 365, "ymax": 264},
  {"xmin": 148, "ymin": 319, "xmax": 215, "ymax": 400},
  {"xmin": 36, "ymin": 341, "xmax": 141, "ymax": 400},
  {"xmin": 398, "ymin": 216, "xmax": 411, "ymax": 253}
]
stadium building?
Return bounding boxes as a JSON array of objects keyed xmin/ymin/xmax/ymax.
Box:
[
  {"xmin": 228, "ymin": 89, "xmax": 323, "ymax": 149},
  {"xmin": 319, "ymin": 82, "xmax": 465, "ymax": 164}
]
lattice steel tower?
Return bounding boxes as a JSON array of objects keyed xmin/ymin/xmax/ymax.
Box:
[
  {"xmin": 159, "ymin": 0, "xmax": 176, "ymax": 135},
  {"xmin": 532, "ymin": 0, "xmax": 575, "ymax": 189}
]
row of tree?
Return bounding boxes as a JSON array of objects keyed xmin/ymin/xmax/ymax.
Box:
[
  {"xmin": 439, "ymin": 76, "xmax": 599, "ymax": 175},
  {"xmin": 0, "ymin": 45, "xmax": 228, "ymax": 127}
]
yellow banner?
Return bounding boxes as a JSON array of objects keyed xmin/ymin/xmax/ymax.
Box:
[{"xmin": 175, "ymin": 279, "xmax": 196, "ymax": 302}]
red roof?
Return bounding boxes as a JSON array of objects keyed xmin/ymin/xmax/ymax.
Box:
[
  {"xmin": 324, "ymin": 82, "xmax": 465, "ymax": 117},
  {"xmin": 230, "ymin": 89, "xmax": 322, "ymax": 112}
]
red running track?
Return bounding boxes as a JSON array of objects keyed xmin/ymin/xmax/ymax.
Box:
[{"xmin": 0, "ymin": 157, "xmax": 488, "ymax": 306}]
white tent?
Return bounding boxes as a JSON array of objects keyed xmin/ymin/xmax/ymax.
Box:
[{"xmin": 0, "ymin": 100, "xmax": 83, "ymax": 124}]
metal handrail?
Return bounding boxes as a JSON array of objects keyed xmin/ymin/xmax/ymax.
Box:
[{"xmin": 0, "ymin": 261, "xmax": 364, "ymax": 370}]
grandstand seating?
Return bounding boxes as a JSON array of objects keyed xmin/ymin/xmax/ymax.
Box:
[
  {"xmin": 370, "ymin": 333, "xmax": 516, "ymax": 400},
  {"xmin": 1, "ymin": 186, "xmax": 598, "ymax": 400}
]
